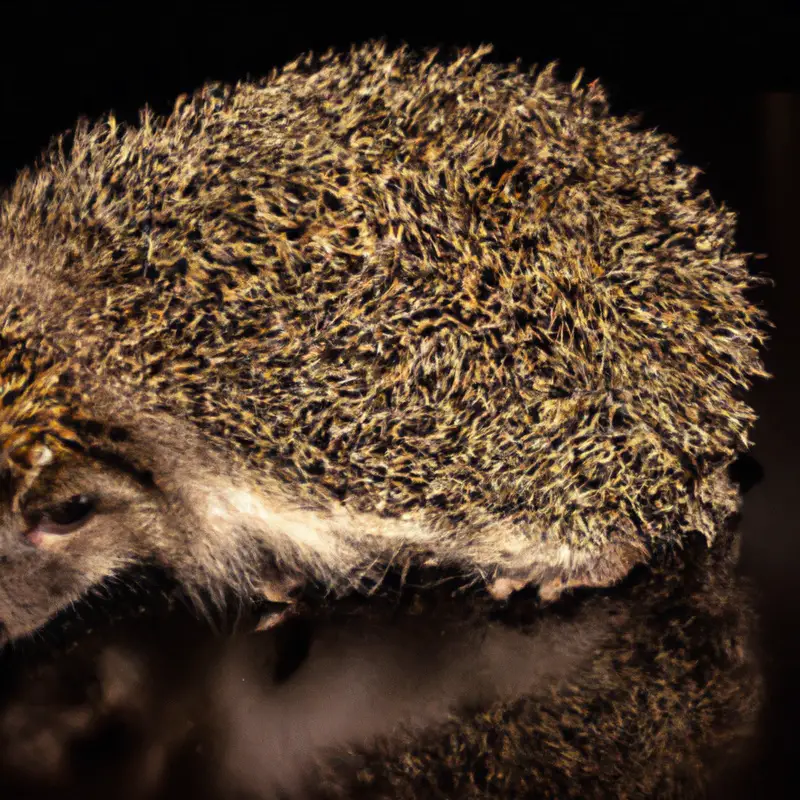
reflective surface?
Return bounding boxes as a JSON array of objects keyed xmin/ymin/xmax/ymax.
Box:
[{"xmin": 0, "ymin": 528, "xmax": 762, "ymax": 799}]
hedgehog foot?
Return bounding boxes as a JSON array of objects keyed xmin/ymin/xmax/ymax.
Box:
[
  {"xmin": 255, "ymin": 574, "xmax": 303, "ymax": 604},
  {"xmin": 487, "ymin": 577, "xmax": 529, "ymax": 601},
  {"xmin": 489, "ymin": 541, "xmax": 650, "ymax": 604}
]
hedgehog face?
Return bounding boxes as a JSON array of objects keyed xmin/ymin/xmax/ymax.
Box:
[
  {"xmin": 0, "ymin": 429, "xmax": 169, "ymax": 643},
  {"xmin": 0, "ymin": 392, "xmax": 312, "ymax": 644}
]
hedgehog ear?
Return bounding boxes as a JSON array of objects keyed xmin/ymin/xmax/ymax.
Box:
[{"xmin": 7, "ymin": 442, "xmax": 55, "ymax": 514}]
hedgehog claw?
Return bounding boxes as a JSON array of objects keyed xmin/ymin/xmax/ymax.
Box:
[
  {"xmin": 254, "ymin": 605, "xmax": 297, "ymax": 632},
  {"xmin": 256, "ymin": 575, "xmax": 303, "ymax": 604},
  {"xmin": 487, "ymin": 577, "xmax": 529, "ymax": 601}
]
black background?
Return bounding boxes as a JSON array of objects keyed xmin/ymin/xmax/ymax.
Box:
[{"xmin": 1, "ymin": 3, "xmax": 799, "ymax": 794}]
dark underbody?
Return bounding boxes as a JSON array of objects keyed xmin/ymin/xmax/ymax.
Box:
[{"xmin": 0, "ymin": 474, "xmax": 764, "ymax": 798}]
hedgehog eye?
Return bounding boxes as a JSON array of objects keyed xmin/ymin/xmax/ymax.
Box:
[{"xmin": 26, "ymin": 494, "xmax": 96, "ymax": 534}]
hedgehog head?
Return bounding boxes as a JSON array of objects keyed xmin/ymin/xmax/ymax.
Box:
[{"xmin": 0, "ymin": 343, "xmax": 160, "ymax": 641}]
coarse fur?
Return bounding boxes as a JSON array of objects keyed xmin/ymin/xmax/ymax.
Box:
[{"xmin": 0, "ymin": 41, "xmax": 770, "ymax": 639}]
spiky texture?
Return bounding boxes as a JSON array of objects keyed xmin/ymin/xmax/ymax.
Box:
[{"xmin": 0, "ymin": 41, "xmax": 770, "ymax": 590}]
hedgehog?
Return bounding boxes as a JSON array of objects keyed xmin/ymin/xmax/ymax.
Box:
[{"xmin": 0, "ymin": 41, "xmax": 770, "ymax": 641}]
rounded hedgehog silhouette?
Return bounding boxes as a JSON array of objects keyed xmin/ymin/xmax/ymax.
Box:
[{"xmin": 0, "ymin": 42, "xmax": 770, "ymax": 641}]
